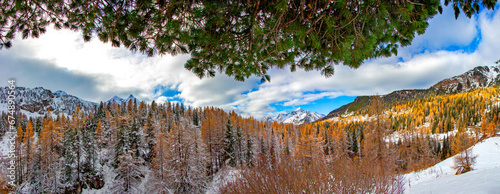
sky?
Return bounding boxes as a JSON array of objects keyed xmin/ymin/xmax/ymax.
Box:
[{"xmin": 1, "ymin": 3, "xmax": 500, "ymax": 119}]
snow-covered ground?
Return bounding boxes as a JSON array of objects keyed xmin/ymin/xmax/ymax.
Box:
[
  {"xmin": 405, "ymin": 136, "xmax": 500, "ymax": 194},
  {"xmin": 206, "ymin": 166, "xmax": 241, "ymax": 194}
]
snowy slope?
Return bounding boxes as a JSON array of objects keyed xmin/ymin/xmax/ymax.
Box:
[
  {"xmin": 405, "ymin": 137, "xmax": 500, "ymax": 194},
  {"xmin": 274, "ymin": 107, "xmax": 325, "ymax": 125},
  {"xmin": 0, "ymin": 87, "xmax": 96, "ymax": 117}
]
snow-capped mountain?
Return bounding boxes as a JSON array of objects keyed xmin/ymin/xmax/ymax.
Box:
[
  {"xmin": 107, "ymin": 94, "xmax": 139, "ymax": 104},
  {"xmin": 0, "ymin": 87, "xmax": 97, "ymax": 117},
  {"xmin": 271, "ymin": 107, "xmax": 325, "ymax": 125}
]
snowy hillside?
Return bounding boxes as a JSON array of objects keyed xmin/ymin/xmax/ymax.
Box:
[
  {"xmin": 273, "ymin": 107, "xmax": 324, "ymax": 125},
  {"xmin": 405, "ymin": 136, "xmax": 500, "ymax": 194},
  {"xmin": 0, "ymin": 87, "xmax": 96, "ymax": 117}
]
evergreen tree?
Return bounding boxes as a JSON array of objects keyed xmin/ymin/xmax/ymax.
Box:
[
  {"xmin": 0, "ymin": 0, "xmax": 494, "ymax": 81},
  {"xmin": 224, "ymin": 119, "xmax": 236, "ymax": 166}
]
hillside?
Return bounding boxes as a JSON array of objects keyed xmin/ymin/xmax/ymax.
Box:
[
  {"xmin": 323, "ymin": 65, "xmax": 500, "ymax": 120},
  {"xmin": 406, "ymin": 136, "xmax": 500, "ymax": 194}
]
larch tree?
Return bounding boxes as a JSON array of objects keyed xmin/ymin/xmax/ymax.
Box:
[
  {"xmin": 23, "ymin": 121, "xmax": 35, "ymax": 183},
  {"xmin": 451, "ymin": 128, "xmax": 477, "ymax": 175},
  {"xmin": 15, "ymin": 125, "xmax": 23, "ymax": 185},
  {"xmin": 39, "ymin": 119, "xmax": 62, "ymax": 193},
  {"xmin": 95, "ymin": 119, "xmax": 105, "ymax": 151},
  {"xmin": 148, "ymin": 130, "xmax": 170, "ymax": 194},
  {"xmin": 201, "ymin": 109, "xmax": 225, "ymax": 175}
]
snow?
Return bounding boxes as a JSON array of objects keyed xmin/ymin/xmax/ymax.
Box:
[
  {"xmin": 206, "ymin": 167, "xmax": 241, "ymax": 194},
  {"xmin": 405, "ymin": 136, "xmax": 500, "ymax": 193},
  {"xmin": 0, "ymin": 132, "xmax": 14, "ymax": 156},
  {"xmin": 53, "ymin": 90, "xmax": 67, "ymax": 96}
]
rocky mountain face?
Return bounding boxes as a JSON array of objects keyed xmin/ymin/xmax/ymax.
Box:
[
  {"xmin": 264, "ymin": 107, "xmax": 325, "ymax": 125},
  {"xmin": 0, "ymin": 87, "xmax": 97, "ymax": 116},
  {"xmin": 323, "ymin": 65, "xmax": 500, "ymax": 120},
  {"xmin": 431, "ymin": 65, "xmax": 500, "ymax": 93}
]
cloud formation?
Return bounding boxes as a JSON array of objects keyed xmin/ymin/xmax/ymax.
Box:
[{"xmin": 1, "ymin": 3, "xmax": 499, "ymax": 118}]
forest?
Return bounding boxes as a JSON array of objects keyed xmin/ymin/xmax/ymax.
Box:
[{"xmin": 0, "ymin": 87, "xmax": 499, "ymax": 193}]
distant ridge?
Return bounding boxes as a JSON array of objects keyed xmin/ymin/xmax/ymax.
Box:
[
  {"xmin": 321, "ymin": 65, "xmax": 500, "ymax": 120},
  {"xmin": 0, "ymin": 87, "xmax": 96, "ymax": 117},
  {"xmin": 262, "ymin": 107, "xmax": 325, "ymax": 125}
]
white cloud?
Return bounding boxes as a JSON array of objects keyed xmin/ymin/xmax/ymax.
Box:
[
  {"xmin": 398, "ymin": 3, "xmax": 478, "ymax": 59},
  {"xmin": 156, "ymin": 96, "xmax": 169, "ymax": 104}
]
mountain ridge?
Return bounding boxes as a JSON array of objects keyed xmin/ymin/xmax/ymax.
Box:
[
  {"xmin": 263, "ymin": 107, "xmax": 325, "ymax": 125},
  {"xmin": 0, "ymin": 87, "xmax": 97, "ymax": 117},
  {"xmin": 322, "ymin": 65, "xmax": 500, "ymax": 120}
]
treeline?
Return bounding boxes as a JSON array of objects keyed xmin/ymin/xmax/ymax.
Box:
[{"xmin": 1, "ymin": 88, "xmax": 498, "ymax": 193}]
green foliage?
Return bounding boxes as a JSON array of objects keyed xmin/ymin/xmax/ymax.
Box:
[{"xmin": 0, "ymin": 0, "xmax": 495, "ymax": 81}]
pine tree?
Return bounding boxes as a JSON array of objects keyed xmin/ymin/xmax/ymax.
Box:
[
  {"xmin": 141, "ymin": 116, "xmax": 155, "ymax": 163},
  {"xmin": 224, "ymin": 119, "xmax": 236, "ymax": 166}
]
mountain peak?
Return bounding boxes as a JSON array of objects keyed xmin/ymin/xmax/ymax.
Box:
[
  {"xmin": 107, "ymin": 94, "xmax": 140, "ymax": 104},
  {"xmin": 274, "ymin": 108, "xmax": 324, "ymax": 125},
  {"xmin": 108, "ymin": 95, "xmax": 124, "ymax": 103},
  {"xmin": 54, "ymin": 90, "xmax": 67, "ymax": 96}
]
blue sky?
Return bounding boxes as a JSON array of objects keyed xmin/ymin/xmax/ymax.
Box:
[{"xmin": 1, "ymin": 2, "xmax": 500, "ymax": 118}]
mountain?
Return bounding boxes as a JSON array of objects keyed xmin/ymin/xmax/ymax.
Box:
[
  {"xmin": 0, "ymin": 87, "xmax": 97, "ymax": 117},
  {"xmin": 431, "ymin": 65, "xmax": 500, "ymax": 93},
  {"xmin": 323, "ymin": 65, "xmax": 500, "ymax": 120},
  {"xmin": 270, "ymin": 107, "xmax": 325, "ymax": 125},
  {"xmin": 107, "ymin": 94, "xmax": 139, "ymax": 104}
]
